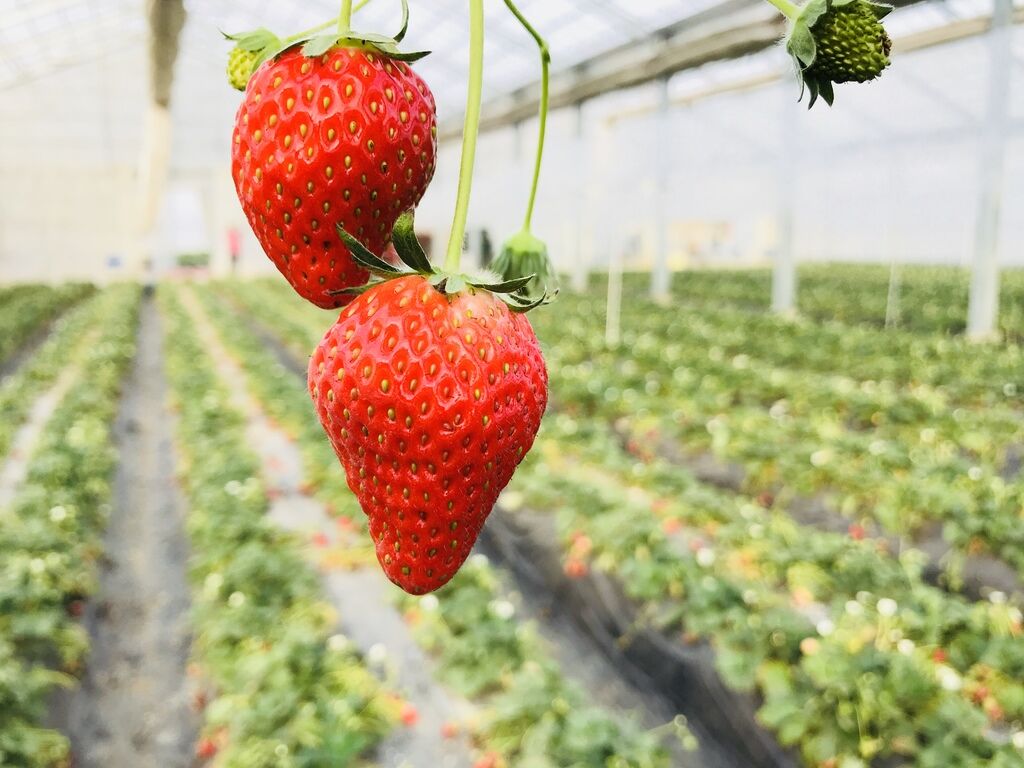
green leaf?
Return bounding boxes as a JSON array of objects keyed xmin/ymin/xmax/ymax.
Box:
[
  {"xmin": 798, "ymin": 0, "xmax": 830, "ymax": 28},
  {"xmin": 443, "ymin": 275, "xmax": 466, "ymax": 294},
  {"xmin": 348, "ymin": 30, "xmax": 399, "ymax": 45},
  {"xmin": 787, "ymin": 23, "xmax": 817, "ymax": 67},
  {"xmin": 372, "ymin": 42, "xmax": 431, "ymax": 62},
  {"xmin": 469, "ymin": 275, "xmax": 536, "ymax": 294},
  {"xmin": 225, "ymin": 27, "xmax": 281, "ymax": 52},
  {"xmin": 871, "ymin": 1, "xmax": 895, "ymax": 20},
  {"xmin": 336, "ymin": 225, "xmax": 402, "ymax": 275},
  {"xmin": 818, "ymin": 78, "xmax": 835, "ymax": 106},
  {"xmin": 391, "ymin": 212, "xmax": 433, "ymax": 273},
  {"xmin": 302, "ymin": 34, "xmax": 342, "ymax": 57}
]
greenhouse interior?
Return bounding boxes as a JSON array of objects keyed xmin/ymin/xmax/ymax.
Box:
[{"xmin": 1, "ymin": 0, "xmax": 1023, "ymax": 766}]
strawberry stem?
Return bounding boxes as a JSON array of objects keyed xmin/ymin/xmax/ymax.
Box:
[
  {"xmin": 338, "ymin": 0, "xmax": 353, "ymax": 37},
  {"xmin": 444, "ymin": 0, "xmax": 485, "ymax": 273},
  {"xmin": 765, "ymin": 0, "xmax": 801, "ymax": 20},
  {"xmin": 503, "ymin": 0, "xmax": 549, "ymax": 235},
  {"xmin": 284, "ymin": 0, "xmax": 372, "ymax": 44}
]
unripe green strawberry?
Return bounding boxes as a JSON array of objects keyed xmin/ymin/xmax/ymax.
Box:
[
  {"xmin": 809, "ymin": 0, "xmax": 891, "ymax": 83},
  {"xmin": 492, "ymin": 231, "xmax": 557, "ymax": 303},
  {"xmin": 785, "ymin": 0, "xmax": 893, "ymax": 107},
  {"xmin": 227, "ymin": 45, "xmax": 258, "ymax": 91}
]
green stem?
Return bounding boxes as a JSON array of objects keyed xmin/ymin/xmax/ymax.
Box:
[
  {"xmin": 338, "ymin": 0, "xmax": 354, "ymax": 37},
  {"xmin": 283, "ymin": 0, "xmax": 372, "ymax": 44},
  {"xmin": 504, "ymin": 0, "xmax": 549, "ymax": 234},
  {"xmin": 444, "ymin": 0, "xmax": 485, "ymax": 272},
  {"xmin": 284, "ymin": 18, "xmax": 337, "ymax": 44},
  {"xmin": 765, "ymin": 0, "xmax": 801, "ymax": 19}
]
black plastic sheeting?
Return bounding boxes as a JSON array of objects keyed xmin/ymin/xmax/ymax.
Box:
[{"xmin": 480, "ymin": 506, "xmax": 800, "ymax": 768}]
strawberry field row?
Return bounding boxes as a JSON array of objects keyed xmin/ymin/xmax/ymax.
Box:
[
  {"xmin": 158, "ymin": 286, "xmax": 401, "ymax": 766},
  {"xmin": 531, "ymin": 295, "xmax": 1024, "ymax": 580},
  {"xmin": 193, "ymin": 282, "xmax": 690, "ymax": 768},
  {"xmin": 590, "ymin": 280, "xmax": 1023, "ymax": 409},
  {"xmin": 0, "ymin": 283, "xmax": 94, "ymax": 370},
  {"xmin": 0, "ymin": 291, "xmax": 115, "ymax": 464},
  {"xmin": 600, "ymin": 266, "xmax": 1024, "ymax": 342},
  {"xmin": 503, "ymin": 436, "xmax": 1024, "ymax": 766},
  {"xmin": 0, "ymin": 285, "xmax": 139, "ymax": 768}
]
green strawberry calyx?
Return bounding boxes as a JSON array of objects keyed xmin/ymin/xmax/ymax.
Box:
[
  {"xmin": 223, "ymin": 0, "xmax": 428, "ymax": 92},
  {"xmin": 784, "ymin": 0, "xmax": 893, "ymax": 108},
  {"xmin": 333, "ymin": 212, "xmax": 558, "ymax": 314}
]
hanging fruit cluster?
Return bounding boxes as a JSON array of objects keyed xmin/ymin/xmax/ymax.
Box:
[{"xmin": 225, "ymin": 0, "xmax": 555, "ymax": 594}]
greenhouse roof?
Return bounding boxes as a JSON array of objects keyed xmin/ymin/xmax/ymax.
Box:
[{"xmin": 0, "ymin": 0, "xmax": 1020, "ymax": 175}]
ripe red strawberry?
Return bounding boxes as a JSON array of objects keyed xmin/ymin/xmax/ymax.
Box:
[
  {"xmin": 308, "ymin": 274, "xmax": 548, "ymax": 594},
  {"xmin": 232, "ymin": 46, "xmax": 437, "ymax": 308}
]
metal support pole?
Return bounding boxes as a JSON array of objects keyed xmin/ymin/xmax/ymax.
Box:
[
  {"xmin": 966, "ymin": 0, "xmax": 1013, "ymax": 341},
  {"xmin": 651, "ymin": 76, "xmax": 672, "ymax": 304},
  {"xmin": 771, "ymin": 90, "xmax": 800, "ymax": 315},
  {"xmin": 606, "ymin": 243, "xmax": 623, "ymax": 347},
  {"xmin": 570, "ymin": 103, "xmax": 589, "ymax": 293}
]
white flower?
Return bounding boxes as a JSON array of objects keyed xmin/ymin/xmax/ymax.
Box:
[
  {"xmin": 1004, "ymin": 383, "xmax": 1017, "ymax": 398},
  {"xmin": 748, "ymin": 524, "xmax": 764, "ymax": 539},
  {"xmin": 489, "ymin": 600, "xmax": 515, "ymax": 620},
  {"xmin": 936, "ymin": 665, "xmax": 962, "ymax": 692},
  {"xmin": 810, "ymin": 449, "xmax": 832, "ymax": 467},
  {"xmin": 327, "ymin": 634, "xmax": 350, "ymax": 652},
  {"xmin": 225, "ymin": 480, "xmax": 243, "ymax": 496},
  {"xmin": 501, "ymin": 491, "xmax": 524, "ymax": 511},
  {"xmin": 419, "ymin": 594, "xmax": 439, "ymax": 612},
  {"xmin": 869, "ymin": 440, "xmax": 887, "ymax": 456},
  {"xmin": 1011, "ymin": 731, "xmax": 1024, "ymax": 750},
  {"xmin": 845, "ymin": 600, "xmax": 864, "ymax": 617},
  {"xmin": 29, "ymin": 558, "xmax": 45, "ymax": 575},
  {"xmin": 49, "ymin": 506, "xmax": 67, "ymax": 523},
  {"xmin": 367, "ymin": 643, "xmax": 388, "ymax": 667},
  {"xmin": 877, "ymin": 598, "xmax": 898, "ymax": 617},
  {"xmin": 897, "ymin": 639, "xmax": 915, "ymax": 655},
  {"xmin": 274, "ymin": 744, "xmax": 289, "ymax": 758},
  {"xmin": 989, "ymin": 591, "xmax": 1007, "ymax": 605},
  {"xmin": 468, "ymin": 553, "xmax": 489, "ymax": 569},
  {"xmin": 919, "ymin": 428, "xmax": 936, "ymax": 443},
  {"xmin": 228, "ymin": 591, "xmax": 246, "ymax": 608},
  {"xmin": 742, "ymin": 589, "xmax": 758, "ymax": 605},
  {"xmin": 696, "ymin": 548, "xmax": 716, "ymax": 568},
  {"xmin": 968, "ymin": 466, "xmax": 983, "ymax": 481},
  {"xmin": 204, "ymin": 572, "xmax": 224, "ymax": 599},
  {"xmin": 816, "ymin": 619, "xmax": 835, "ymax": 637}
]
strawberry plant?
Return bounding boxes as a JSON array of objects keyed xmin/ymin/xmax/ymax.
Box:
[
  {"xmin": 159, "ymin": 286, "xmax": 400, "ymax": 766},
  {"xmin": 0, "ymin": 283, "xmax": 93, "ymax": 369},
  {"xmin": 0, "ymin": 286, "xmax": 139, "ymax": 768}
]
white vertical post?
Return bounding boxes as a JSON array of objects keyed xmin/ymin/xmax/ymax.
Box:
[
  {"xmin": 884, "ymin": 157, "xmax": 902, "ymax": 329},
  {"xmin": 651, "ymin": 76, "xmax": 672, "ymax": 304},
  {"xmin": 772, "ymin": 91, "xmax": 800, "ymax": 315},
  {"xmin": 570, "ymin": 103, "xmax": 589, "ymax": 293},
  {"xmin": 966, "ymin": 0, "xmax": 1013, "ymax": 341},
  {"xmin": 606, "ymin": 242, "xmax": 623, "ymax": 347}
]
